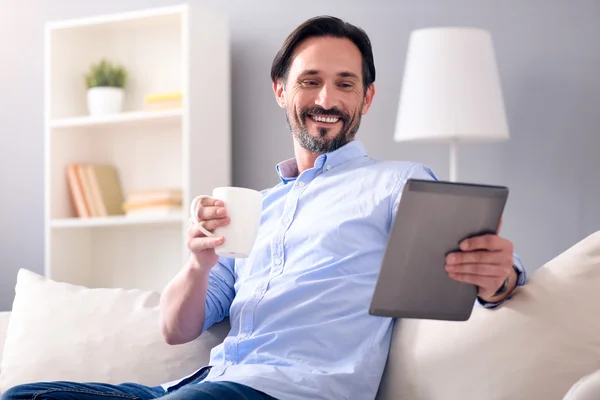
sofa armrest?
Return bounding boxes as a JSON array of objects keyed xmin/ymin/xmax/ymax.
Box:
[
  {"xmin": 0, "ymin": 312, "xmax": 10, "ymax": 368},
  {"xmin": 563, "ymin": 370, "xmax": 600, "ymax": 400}
]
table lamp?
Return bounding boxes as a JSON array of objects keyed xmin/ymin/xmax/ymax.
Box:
[{"xmin": 394, "ymin": 27, "xmax": 510, "ymax": 181}]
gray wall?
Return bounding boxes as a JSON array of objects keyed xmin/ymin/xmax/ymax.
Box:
[{"xmin": 1, "ymin": 0, "xmax": 599, "ymax": 311}]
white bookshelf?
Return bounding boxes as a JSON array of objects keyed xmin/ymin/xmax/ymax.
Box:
[{"xmin": 44, "ymin": 4, "xmax": 231, "ymax": 292}]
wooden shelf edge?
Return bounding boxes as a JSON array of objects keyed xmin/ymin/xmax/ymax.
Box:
[
  {"xmin": 50, "ymin": 108, "xmax": 183, "ymax": 129},
  {"xmin": 51, "ymin": 213, "xmax": 185, "ymax": 228},
  {"xmin": 45, "ymin": 4, "xmax": 188, "ymax": 31}
]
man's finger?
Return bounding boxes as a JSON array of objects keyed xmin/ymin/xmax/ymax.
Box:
[
  {"xmin": 445, "ymin": 263, "xmax": 507, "ymax": 278},
  {"xmin": 188, "ymin": 218, "xmax": 230, "ymax": 238},
  {"xmin": 460, "ymin": 234, "xmax": 513, "ymax": 252},
  {"xmin": 446, "ymin": 250, "xmax": 513, "ymax": 266},
  {"xmin": 200, "ymin": 217, "xmax": 230, "ymax": 232},
  {"xmin": 192, "ymin": 196, "xmax": 224, "ymax": 220},
  {"xmin": 198, "ymin": 196, "xmax": 224, "ymax": 208},
  {"xmin": 448, "ymin": 272, "xmax": 499, "ymax": 291},
  {"xmin": 188, "ymin": 236, "xmax": 225, "ymax": 253},
  {"xmin": 196, "ymin": 205, "xmax": 227, "ymax": 221}
]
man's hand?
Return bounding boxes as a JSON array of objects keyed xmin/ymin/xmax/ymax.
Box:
[
  {"xmin": 188, "ymin": 196, "xmax": 230, "ymax": 270},
  {"xmin": 445, "ymin": 231, "xmax": 517, "ymax": 303}
]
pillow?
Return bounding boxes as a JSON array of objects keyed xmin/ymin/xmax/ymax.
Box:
[
  {"xmin": 0, "ymin": 312, "xmax": 10, "ymax": 373},
  {"xmin": 0, "ymin": 269, "xmax": 230, "ymax": 393},
  {"xmin": 377, "ymin": 230, "xmax": 600, "ymax": 400},
  {"xmin": 563, "ymin": 369, "xmax": 600, "ymax": 400}
]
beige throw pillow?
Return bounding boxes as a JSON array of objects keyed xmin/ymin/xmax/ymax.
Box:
[
  {"xmin": 377, "ymin": 230, "xmax": 600, "ymax": 400},
  {"xmin": 0, "ymin": 312, "xmax": 10, "ymax": 374},
  {"xmin": 0, "ymin": 269, "xmax": 230, "ymax": 393}
]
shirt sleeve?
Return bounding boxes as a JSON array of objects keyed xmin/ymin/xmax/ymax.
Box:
[
  {"xmin": 389, "ymin": 162, "xmax": 439, "ymax": 228},
  {"xmin": 202, "ymin": 256, "xmax": 236, "ymax": 332}
]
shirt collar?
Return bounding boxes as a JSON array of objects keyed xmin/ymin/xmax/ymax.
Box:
[{"xmin": 275, "ymin": 140, "xmax": 367, "ymax": 184}]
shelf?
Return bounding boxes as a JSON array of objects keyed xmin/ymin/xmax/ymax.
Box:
[
  {"xmin": 50, "ymin": 108, "xmax": 182, "ymax": 129},
  {"xmin": 44, "ymin": 4, "xmax": 231, "ymax": 292},
  {"xmin": 51, "ymin": 213, "xmax": 184, "ymax": 228},
  {"xmin": 46, "ymin": 5, "xmax": 186, "ymax": 32}
]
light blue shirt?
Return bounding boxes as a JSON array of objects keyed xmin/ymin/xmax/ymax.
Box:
[{"xmin": 169, "ymin": 140, "xmax": 526, "ymax": 400}]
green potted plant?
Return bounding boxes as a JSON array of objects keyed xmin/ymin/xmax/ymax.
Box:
[{"xmin": 84, "ymin": 59, "xmax": 128, "ymax": 116}]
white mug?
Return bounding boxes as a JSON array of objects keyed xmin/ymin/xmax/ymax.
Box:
[{"xmin": 190, "ymin": 186, "xmax": 263, "ymax": 258}]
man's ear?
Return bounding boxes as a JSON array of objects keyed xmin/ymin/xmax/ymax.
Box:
[
  {"xmin": 273, "ymin": 80, "xmax": 286, "ymax": 109},
  {"xmin": 361, "ymin": 83, "xmax": 375, "ymax": 115}
]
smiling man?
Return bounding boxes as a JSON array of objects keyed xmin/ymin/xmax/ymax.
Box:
[
  {"xmin": 2, "ymin": 15, "xmax": 526, "ymax": 400},
  {"xmin": 272, "ymin": 23, "xmax": 374, "ymax": 165}
]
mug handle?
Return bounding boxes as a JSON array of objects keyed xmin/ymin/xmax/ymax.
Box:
[{"xmin": 189, "ymin": 195, "xmax": 216, "ymax": 237}]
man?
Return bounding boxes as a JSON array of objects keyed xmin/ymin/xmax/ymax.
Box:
[{"xmin": 2, "ymin": 15, "xmax": 526, "ymax": 400}]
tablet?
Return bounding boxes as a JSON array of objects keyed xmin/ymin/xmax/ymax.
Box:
[{"xmin": 369, "ymin": 178, "xmax": 509, "ymax": 321}]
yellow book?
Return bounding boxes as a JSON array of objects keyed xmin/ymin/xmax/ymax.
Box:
[
  {"xmin": 88, "ymin": 164, "xmax": 125, "ymax": 216},
  {"xmin": 144, "ymin": 91, "xmax": 182, "ymax": 104}
]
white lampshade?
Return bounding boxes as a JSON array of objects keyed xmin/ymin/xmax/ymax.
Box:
[{"xmin": 394, "ymin": 27, "xmax": 510, "ymax": 143}]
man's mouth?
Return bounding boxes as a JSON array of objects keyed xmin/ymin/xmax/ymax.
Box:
[{"xmin": 308, "ymin": 114, "xmax": 341, "ymax": 124}]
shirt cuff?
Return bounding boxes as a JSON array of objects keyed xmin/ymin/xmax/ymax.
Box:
[{"xmin": 477, "ymin": 255, "xmax": 527, "ymax": 309}]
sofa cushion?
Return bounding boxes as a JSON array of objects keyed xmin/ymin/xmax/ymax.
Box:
[
  {"xmin": 376, "ymin": 230, "xmax": 600, "ymax": 400},
  {"xmin": 562, "ymin": 369, "xmax": 600, "ymax": 400},
  {"xmin": 0, "ymin": 269, "xmax": 230, "ymax": 393},
  {"xmin": 0, "ymin": 312, "xmax": 10, "ymax": 374}
]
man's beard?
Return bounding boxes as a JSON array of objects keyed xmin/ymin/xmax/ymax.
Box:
[{"xmin": 286, "ymin": 105, "xmax": 362, "ymax": 154}]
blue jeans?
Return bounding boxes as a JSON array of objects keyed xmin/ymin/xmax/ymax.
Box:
[{"xmin": 1, "ymin": 367, "xmax": 277, "ymax": 400}]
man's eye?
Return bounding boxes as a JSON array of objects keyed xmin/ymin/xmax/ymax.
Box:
[
  {"xmin": 339, "ymin": 82, "xmax": 353, "ymax": 89},
  {"xmin": 302, "ymin": 80, "xmax": 318, "ymax": 86}
]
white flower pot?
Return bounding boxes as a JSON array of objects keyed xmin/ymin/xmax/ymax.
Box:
[{"xmin": 87, "ymin": 87, "xmax": 124, "ymax": 116}]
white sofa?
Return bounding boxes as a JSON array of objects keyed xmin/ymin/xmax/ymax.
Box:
[{"xmin": 3, "ymin": 231, "xmax": 600, "ymax": 399}]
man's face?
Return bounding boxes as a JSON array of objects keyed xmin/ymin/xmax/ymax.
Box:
[{"xmin": 274, "ymin": 36, "xmax": 375, "ymax": 154}]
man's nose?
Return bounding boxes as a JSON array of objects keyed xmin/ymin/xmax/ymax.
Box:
[{"xmin": 314, "ymin": 84, "xmax": 340, "ymax": 110}]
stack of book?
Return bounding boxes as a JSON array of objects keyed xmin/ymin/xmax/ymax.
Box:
[
  {"xmin": 122, "ymin": 188, "xmax": 183, "ymax": 217},
  {"xmin": 143, "ymin": 91, "xmax": 182, "ymax": 110},
  {"xmin": 66, "ymin": 163, "xmax": 125, "ymax": 218}
]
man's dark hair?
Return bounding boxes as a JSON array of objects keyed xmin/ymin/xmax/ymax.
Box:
[{"xmin": 270, "ymin": 16, "xmax": 376, "ymax": 93}]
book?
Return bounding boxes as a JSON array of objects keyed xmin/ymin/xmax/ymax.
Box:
[
  {"xmin": 65, "ymin": 164, "xmax": 90, "ymax": 218},
  {"xmin": 143, "ymin": 91, "xmax": 182, "ymax": 110},
  {"xmin": 125, "ymin": 205, "xmax": 182, "ymax": 217},
  {"xmin": 65, "ymin": 163, "xmax": 125, "ymax": 218},
  {"xmin": 144, "ymin": 91, "xmax": 182, "ymax": 103},
  {"xmin": 122, "ymin": 188, "xmax": 183, "ymax": 216}
]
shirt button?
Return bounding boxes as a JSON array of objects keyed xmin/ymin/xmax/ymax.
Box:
[
  {"xmin": 254, "ymin": 289, "xmax": 262, "ymax": 297},
  {"xmin": 274, "ymin": 258, "xmax": 282, "ymax": 265},
  {"xmin": 297, "ymin": 181, "xmax": 305, "ymax": 187},
  {"xmin": 282, "ymin": 217, "xmax": 289, "ymax": 224},
  {"xmin": 239, "ymin": 332, "xmax": 248, "ymax": 339},
  {"xmin": 225, "ymin": 361, "xmax": 232, "ymax": 366},
  {"xmin": 325, "ymin": 165, "xmax": 332, "ymax": 170}
]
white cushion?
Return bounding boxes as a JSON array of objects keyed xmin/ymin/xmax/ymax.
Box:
[
  {"xmin": 0, "ymin": 312, "xmax": 10, "ymax": 374},
  {"xmin": 0, "ymin": 269, "xmax": 229, "ymax": 393},
  {"xmin": 562, "ymin": 369, "xmax": 600, "ymax": 400},
  {"xmin": 376, "ymin": 230, "xmax": 600, "ymax": 400}
]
